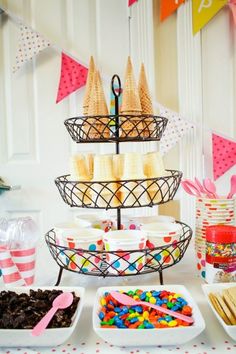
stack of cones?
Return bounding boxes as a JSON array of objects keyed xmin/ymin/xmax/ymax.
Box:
[
  {"xmin": 83, "ymin": 56, "xmax": 95, "ymax": 116},
  {"xmin": 120, "ymin": 57, "xmax": 143, "ymax": 137},
  {"xmin": 83, "ymin": 59, "xmax": 110, "ymax": 139},
  {"xmin": 138, "ymin": 63, "xmax": 155, "ymax": 138},
  {"xmin": 92, "ymin": 155, "xmax": 120, "ymax": 207},
  {"xmin": 70, "ymin": 154, "xmax": 92, "ymax": 205},
  {"xmin": 144, "ymin": 152, "xmax": 167, "ymax": 203}
]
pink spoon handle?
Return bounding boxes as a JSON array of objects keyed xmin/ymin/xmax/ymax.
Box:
[
  {"xmin": 138, "ymin": 300, "xmax": 193, "ymax": 324},
  {"xmin": 32, "ymin": 306, "xmax": 58, "ymax": 336}
]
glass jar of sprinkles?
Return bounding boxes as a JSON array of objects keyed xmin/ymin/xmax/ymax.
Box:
[{"xmin": 206, "ymin": 225, "xmax": 236, "ymax": 283}]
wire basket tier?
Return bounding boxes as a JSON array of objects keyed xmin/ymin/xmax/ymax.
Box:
[
  {"xmin": 45, "ymin": 222, "xmax": 192, "ymax": 278},
  {"xmin": 64, "ymin": 115, "xmax": 168, "ymax": 143},
  {"xmin": 55, "ymin": 170, "xmax": 182, "ymax": 209}
]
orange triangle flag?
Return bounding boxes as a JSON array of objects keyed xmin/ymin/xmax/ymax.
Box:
[{"xmin": 160, "ymin": 0, "xmax": 185, "ymax": 21}]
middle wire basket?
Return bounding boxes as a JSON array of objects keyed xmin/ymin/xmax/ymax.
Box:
[{"xmin": 55, "ymin": 170, "xmax": 182, "ymax": 209}]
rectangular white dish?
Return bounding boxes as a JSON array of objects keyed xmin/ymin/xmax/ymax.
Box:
[
  {"xmin": 0, "ymin": 286, "xmax": 85, "ymax": 347},
  {"xmin": 202, "ymin": 283, "xmax": 236, "ymax": 341},
  {"xmin": 93, "ymin": 285, "xmax": 205, "ymax": 346}
]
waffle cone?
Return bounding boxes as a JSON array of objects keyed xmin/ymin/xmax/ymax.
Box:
[
  {"xmin": 85, "ymin": 70, "xmax": 110, "ymax": 139},
  {"xmin": 83, "ymin": 56, "xmax": 95, "ymax": 116},
  {"xmin": 138, "ymin": 63, "xmax": 155, "ymax": 137},
  {"xmin": 120, "ymin": 57, "xmax": 142, "ymax": 137}
]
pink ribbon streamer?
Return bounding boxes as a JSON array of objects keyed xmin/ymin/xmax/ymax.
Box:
[
  {"xmin": 229, "ymin": 0, "xmax": 236, "ymax": 25},
  {"xmin": 128, "ymin": 0, "xmax": 138, "ymax": 6}
]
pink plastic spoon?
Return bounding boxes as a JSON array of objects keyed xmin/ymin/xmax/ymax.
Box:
[
  {"xmin": 227, "ymin": 175, "xmax": 236, "ymax": 199},
  {"xmin": 31, "ymin": 292, "xmax": 73, "ymax": 336},
  {"xmin": 194, "ymin": 177, "xmax": 212, "ymax": 198},
  {"xmin": 203, "ymin": 178, "xmax": 219, "ymax": 199},
  {"xmin": 110, "ymin": 291, "xmax": 194, "ymax": 324},
  {"xmin": 181, "ymin": 181, "xmax": 201, "ymax": 198}
]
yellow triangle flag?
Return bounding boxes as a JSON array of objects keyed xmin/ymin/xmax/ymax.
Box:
[{"xmin": 192, "ymin": 0, "xmax": 228, "ymax": 34}]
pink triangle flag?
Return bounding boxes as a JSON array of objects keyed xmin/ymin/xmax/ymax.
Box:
[
  {"xmin": 212, "ymin": 133, "xmax": 236, "ymax": 180},
  {"xmin": 129, "ymin": 0, "xmax": 138, "ymax": 6},
  {"xmin": 56, "ymin": 52, "xmax": 88, "ymax": 103},
  {"xmin": 13, "ymin": 24, "xmax": 51, "ymax": 72}
]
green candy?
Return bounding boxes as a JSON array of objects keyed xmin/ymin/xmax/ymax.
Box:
[
  {"xmin": 167, "ymin": 302, "xmax": 174, "ymax": 308},
  {"xmin": 145, "ymin": 296, "xmax": 149, "ymax": 302},
  {"xmin": 129, "ymin": 309, "xmax": 135, "ymax": 313},
  {"xmin": 108, "ymin": 319, "xmax": 114, "ymax": 325},
  {"xmin": 128, "ymin": 291, "xmax": 134, "ymax": 296},
  {"xmin": 100, "ymin": 321, "xmax": 110, "ymax": 325},
  {"xmin": 138, "ymin": 324, "xmax": 145, "ymax": 329}
]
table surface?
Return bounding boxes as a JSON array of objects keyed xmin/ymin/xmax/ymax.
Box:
[{"xmin": 0, "ymin": 243, "xmax": 235, "ymax": 354}]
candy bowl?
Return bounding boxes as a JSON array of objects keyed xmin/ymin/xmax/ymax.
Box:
[
  {"xmin": 0, "ymin": 286, "xmax": 85, "ymax": 347},
  {"xmin": 93, "ymin": 285, "xmax": 205, "ymax": 346}
]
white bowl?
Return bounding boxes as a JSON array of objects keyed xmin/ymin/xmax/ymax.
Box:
[
  {"xmin": 141, "ymin": 222, "xmax": 182, "ymax": 236},
  {"xmin": 0, "ymin": 286, "xmax": 85, "ymax": 347},
  {"xmin": 93, "ymin": 285, "xmax": 205, "ymax": 346},
  {"xmin": 202, "ymin": 283, "xmax": 236, "ymax": 341}
]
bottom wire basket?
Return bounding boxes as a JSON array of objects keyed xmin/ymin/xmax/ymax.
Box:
[{"xmin": 45, "ymin": 221, "xmax": 192, "ymax": 286}]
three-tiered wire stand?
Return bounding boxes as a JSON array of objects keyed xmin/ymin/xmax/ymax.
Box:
[{"xmin": 45, "ymin": 75, "xmax": 192, "ymax": 286}]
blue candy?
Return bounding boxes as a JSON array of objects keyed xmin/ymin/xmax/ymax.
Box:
[
  {"xmin": 130, "ymin": 317, "xmax": 138, "ymax": 324},
  {"xmin": 114, "ymin": 307, "xmax": 121, "ymax": 312},
  {"xmin": 134, "ymin": 306, "xmax": 143, "ymax": 313},
  {"xmin": 145, "ymin": 323, "xmax": 155, "ymax": 329},
  {"xmin": 98, "ymin": 312, "xmax": 105, "ymax": 320},
  {"xmin": 140, "ymin": 292, "xmax": 147, "ymax": 301}
]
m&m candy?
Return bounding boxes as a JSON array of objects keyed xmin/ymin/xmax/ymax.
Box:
[{"xmin": 99, "ymin": 289, "xmax": 193, "ymax": 329}]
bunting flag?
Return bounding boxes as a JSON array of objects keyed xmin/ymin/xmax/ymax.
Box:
[
  {"xmin": 56, "ymin": 53, "xmax": 88, "ymax": 103},
  {"xmin": 160, "ymin": 0, "xmax": 185, "ymax": 21},
  {"xmin": 128, "ymin": 0, "xmax": 138, "ymax": 6},
  {"xmin": 13, "ymin": 24, "xmax": 51, "ymax": 72},
  {"xmin": 192, "ymin": 0, "xmax": 228, "ymax": 35},
  {"xmin": 229, "ymin": 0, "xmax": 236, "ymax": 25},
  {"xmin": 212, "ymin": 133, "xmax": 236, "ymax": 180},
  {"xmin": 159, "ymin": 105, "xmax": 194, "ymax": 155}
]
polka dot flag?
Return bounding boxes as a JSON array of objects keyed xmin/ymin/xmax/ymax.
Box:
[
  {"xmin": 13, "ymin": 24, "xmax": 51, "ymax": 72},
  {"xmin": 212, "ymin": 133, "xmax": 236, "ymax": 180},
  {"xmin": 56, "ymin": 52, "xmax": 88, "ymax": 103},
  {"xmin": 159, "ymin": 105, "xmax": 194, "ymax": 155}
]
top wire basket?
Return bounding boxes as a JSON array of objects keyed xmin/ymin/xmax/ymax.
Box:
[{"xmin": 64, "ymin": 114, "xmax": 168, "ymax": 143}]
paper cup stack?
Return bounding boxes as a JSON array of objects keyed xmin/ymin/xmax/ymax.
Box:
[
  {"xmin": 103, "ymin": 230, "xmax": 147, "ymax": 274},
  {"xmin": 195, "ymin": 197, "xmax": 235, "ymax": 280},
  {"xmin": 141, "ymin": 222, "xmax": 182, "ymax": 267}
]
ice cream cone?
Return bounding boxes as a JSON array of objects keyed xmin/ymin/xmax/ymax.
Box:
[
  {"xmin": 120, "ymin": 57, "xmax": 143, "ymax": 137},
  {"xmin": 120, "ymin": 153, "xmax": 147, "ymax": 206},
  {"xmin": 144, "ymin": 152, "xmax": 168, "ymax": 204},
  {"xmin": 138, "ymin": 63, "xmax": 155, "ymax": 137},
  {"xmin": 84, "ymin": 70, "xmax": 110, "ymax": 139},
  {"xmin": 83, "ymin": 56, "xmax": 95, "ymax": 116},
  {"xmin": 92, "ymin": 155, "xmax": 120, "ymax": 207},
  {"xmin": 70, "ymin": 154, "xmax": 92, "ymax": 205}
]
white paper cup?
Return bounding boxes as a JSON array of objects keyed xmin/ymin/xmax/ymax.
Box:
[
  {"xmin": 103, "ymin": 230, "xmax": 147, "ymax": 274},
  {"xmin": 75, "ymin": 214, "xmax": 115, "ymax": 232},
  {"xmin": 141, "ymin": 222, "xmax": 182, "ymax": 266},
  {"xmin": 58, "ymin": 228, "xmax": 104, "ymax": 273}
]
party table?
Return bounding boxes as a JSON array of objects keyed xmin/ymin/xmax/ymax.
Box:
[{"xmin": 0, "ymin": 244, "xmax": 235, "ymax": 354}]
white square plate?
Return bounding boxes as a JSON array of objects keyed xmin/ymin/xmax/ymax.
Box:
[
  {"xmin": 202, "ymin": 283, "xmax": 236, "ymax": 341},
  {"xmin": 93, "ymin": 285, "xmax": 205, "ymax": 346},
  {"xmin": 0, "ymin": 286, "xmax": 85, "ymax": 347}
]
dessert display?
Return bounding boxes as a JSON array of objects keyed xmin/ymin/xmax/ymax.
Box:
[
  {"xmin": 48, "ymin": 56, "xmax": 191, "ymax": 288},
  {"xmin": 0, "ymin": 289, "xmax": 80, "ymax": 329},
  {"xmin": 98, "ymin": 289, "xmax": 193, "ymax": 329}
]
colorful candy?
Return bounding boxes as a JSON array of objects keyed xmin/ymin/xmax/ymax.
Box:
[{"xmin": 99, "ymin": 289, "xmax": 193, "ymax": 329}]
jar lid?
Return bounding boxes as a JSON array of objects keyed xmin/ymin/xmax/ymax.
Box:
[{"xmin": 206, "ymin": 225, "xmax": 236, "ymax": 243}]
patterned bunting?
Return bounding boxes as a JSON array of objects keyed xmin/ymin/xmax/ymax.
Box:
[
  {"xmin": 13, "ymin": 24, "xmax": 51, "ymax": 72},
  {"xmin": 212, "ymin": 133, "xmax": 236, "ymax": 180},
  {"xmin": 128, "ymin": 0, "xmax": 138, "ymax": 6},
  {"xmin": 192, "ymin": 0, "xmax": 227, "ymax": 34},
  {"xmin": 159, "ymin": 105, "xmax": 194, "ymax": 155},
  {"xmin": 160, "ymin": 0, "xmax": 185, "ymax": 21},
  {"xmin": 56, "ymin": 53, "xmax": 88, "ymax": 103}
]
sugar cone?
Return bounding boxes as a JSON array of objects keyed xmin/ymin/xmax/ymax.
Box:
[
  {"xmin": 84, "ymin": 70, "xmax": 110, "ymax": 139},
  {"xmin": 138, "ymin": 63, "xmax": 155, "ymax": 137},
  {"xmin": 83, "ymin": 56, "xmax": 95, "ymax": 116},
  {"xmin": 120, "ymin": 57, "xmax": 143, "ymax": 137},
  {"xmin": 70, "ymin": 154, "xmax": 91, "ymax": 205}
]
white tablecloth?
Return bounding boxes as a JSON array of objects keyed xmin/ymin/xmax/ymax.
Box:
[{"xmin": 0, "ymin": 242, "xmax": 235, "ymax": 354}]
